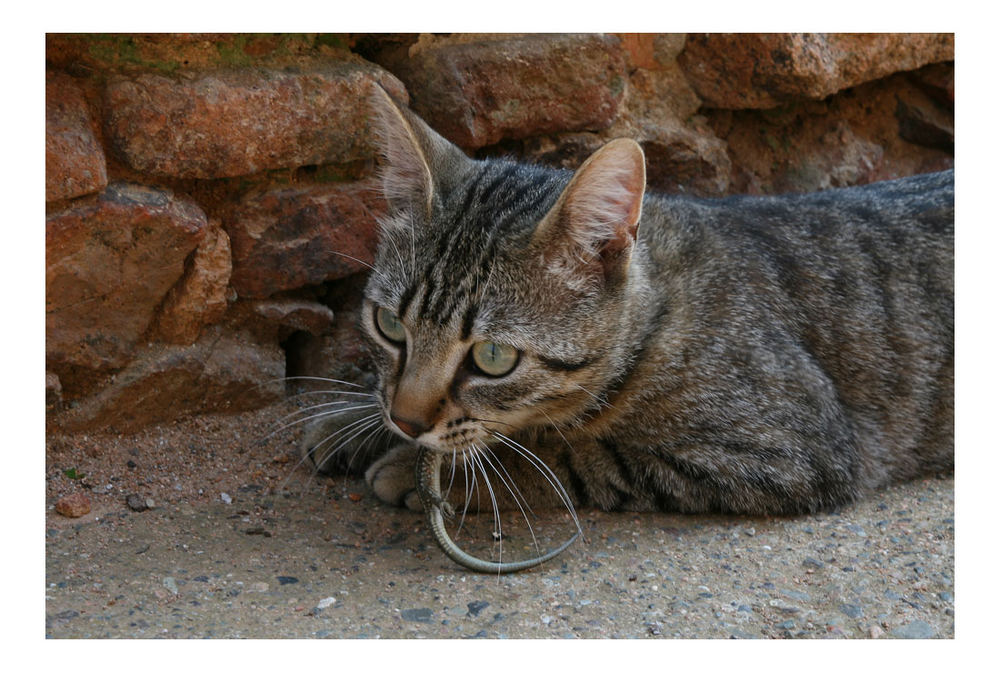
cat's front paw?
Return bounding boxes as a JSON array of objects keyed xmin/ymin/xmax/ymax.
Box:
[{"xmin": 365, "ymin": 444, "xmax": 422, "ymax": 511}]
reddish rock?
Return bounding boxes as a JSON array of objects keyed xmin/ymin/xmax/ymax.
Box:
[
  {"xmin": 46, "ymin": 183, "xmax": 208, "ymax": 373},
  {"xmin": 705, "ymin": 73, "xmax": 953, "ymax": 195},
  {"xmin": 224, "ymin": 179, "xmax": 384, "ymax": 299},
  {"xmin": 625, "ymin": 65, "xmax": 702, "ymax": 131},
  {"xmin": 395, "ymin": 34, "xmax": 627, "ymax": 148},
  {"xmin": 616, "ymin": 33, "xmax": 687, "ymax": 70},
  {"xmin": 52, "ymin": 327, "xmax": 285, "ymax": 432},
  {"xmin": 46, "ymin": 72, "xmax": 107, "ymax": 201},
  {"xmin": 895, "ymin": 87, "xmax": 954, "ymax": 153},
  {"xmin": 55, "ymin": 492, "xmax": 91, "ymax": 518},
  {"xmin": 286, "ymin": 310, "xmax": 373, "ymax": 390},
  {"xmin": 104, "ymin": 63, "xmax": 407, "ymax": 179},
  {"xmin": 678, "ymin": 33, "xmax": 954, "ymax": 109},
  {"xmin": 509, "ymin": 133, "xmax": 607, "ymax": 171},
  {"xmin": 152, "ymin": 221, "xmax": 233, "ymax": 345},
  {"xmin": 910, "ymin": 62, "xmax": 954, "ymax": 107},
  {"xmin": 253, "ymin": 298, "xmax": 335, "ymax": 337},
  {"xmin": 46, "ymin": 371, "xmax": 63, "ymax": 414},
  {"xmin": 641, "ymin": 124, "xmax": 732, "ymax": 197}
]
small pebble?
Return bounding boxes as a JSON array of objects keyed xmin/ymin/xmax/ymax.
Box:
[
  {"xmin": 220, "ymin": 492, "xmax": 232, "ymax": 505},
  {"xmin": 467, "ymin": 600, "xmax": 489, "ymax": 616},
  {"xmin": 316, "ymin": 597, "xmax": 337, "ymax": 610},
  {"xmin": 55, "ymin": 492, "xmax": 91, "ymax": 518},
  {"xmin": 125, "ymin": 494, "xmax": 148, "ymax": 512}
]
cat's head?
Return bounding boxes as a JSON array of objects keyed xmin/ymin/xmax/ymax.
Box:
[{"xmin": 362, "ymin": 86, "xmax": 646, "ymax": 454}]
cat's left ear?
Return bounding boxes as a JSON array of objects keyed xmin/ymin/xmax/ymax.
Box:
[{"xmin": 533, "ymin": 138, "xmax": 646, "ymax": 288}]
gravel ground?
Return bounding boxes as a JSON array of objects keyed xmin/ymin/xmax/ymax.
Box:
[{"xmin": 43, "ymin": 405, "xmax": 956, "ymax": 640}]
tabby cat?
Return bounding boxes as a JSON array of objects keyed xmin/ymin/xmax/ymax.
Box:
[{"xmin": 302, "ymin": 87, "xmax": 953, "ymax": 518}]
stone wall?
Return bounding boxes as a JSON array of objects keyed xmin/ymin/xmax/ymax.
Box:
[{"xmin": 45, "ymin": 33, "xmax": 954, "ymax": 432}]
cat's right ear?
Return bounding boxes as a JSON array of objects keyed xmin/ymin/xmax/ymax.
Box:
[
  {"xmin": 369, "ymin": 84, "xmax": 470, "ymax": 220},
  {"xmin": 532, "ymin": 138, "xmax": 646, "ymax": 291}
]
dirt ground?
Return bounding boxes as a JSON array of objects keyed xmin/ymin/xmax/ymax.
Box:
[{"xmin": 40, "ymin": 403, "xmax": 961, "ymax": 643}]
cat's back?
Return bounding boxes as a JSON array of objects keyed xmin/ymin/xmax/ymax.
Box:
[
  {"xmin": 641, "ymin": 170, "xmax": 953, "ymax": 264},
  {"xmin": 638, "ymin": 170, "xmax": 953, "ymax": 327},
  {"xmin": 631, "ymin": 170, "xmax": 954, "ymax": 487}
]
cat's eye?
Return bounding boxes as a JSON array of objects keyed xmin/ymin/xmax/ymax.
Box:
[
  {"xmin": 471, "ymin": 342, "xmax": 519, "ymax": 377},
  {"xmin": 375, "ymin": 307, "xmax": 406, "ymax": 344}
]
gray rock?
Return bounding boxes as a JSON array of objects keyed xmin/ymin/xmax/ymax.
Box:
[
  {"xmin": 402, "ymin": 608, "xmax": 433, "ymax": 623},
  {"xmin": 891, "ymin": 620, "xmax": 937, "ymax": 639},
  {"xmin": 840, "ymin": 603, "xmax": 864, "ymax": 619}
]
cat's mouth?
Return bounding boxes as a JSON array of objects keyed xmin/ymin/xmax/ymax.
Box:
[{"xmin": 383, "ymin": 410, "xmax": 492, "ymax": 455}]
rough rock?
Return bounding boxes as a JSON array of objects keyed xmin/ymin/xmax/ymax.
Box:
[
  {"xmin": 55, "ymin": 492, "xmax": 92, "ymax": 518},
  {"xmin": 46, "ymin": 183, "xmax": 208, "ymax": 373},
  {"xmin": 151, "ymin": 221, "xmax": 233, "ymax": 345},
  {"xmin": 895, "ymin": 88, "xmax": 954, "ymax": 153},
  {"xmin": 639, "ymin": 122, "xmax": 732, "ymax": 196},
  {"xmin": 104, "ymin": 63, "xmax": 407, "ymax": 178},
  {"xmin": 705, "ymin": 71, "xmax": 954, "ymax": 194},
  {"xmin": 616, "ymin": 33, "xmax": 688, "ymax": 70},
  {"xmin": 252, "ymin": 298, "xmax": 335, "ymax": 337},
  {"xmin": 909, "ymin": 62, "xmax": 954, "ymax": 106},
  {"xmin": 393, "ymin": 34, "xmax": 627, "ymax": 149},
  {"xmin": 46, "ymin": 371, "xmax": 63, "ymax": 414},
  {"xmin": 46, "ymin": 71, "xmax": 107, "ymax": 201},
  {"xmin": 678, "ymin": 33, "xmax": 954, "ymax": 109},
  {"xmin": 282, "ymin": 277, "xmax": 373, "ymax": 389},
  {"xmin": 223, "ymin": 179, "xmax": 384, "ymax": 298},
  {"xmin": 624, "ymin": 64, "xmax": 702, "ymax": 131},
  {"xmin": 52, "ymin": 327, "xmax": 285, "ymax": 432}
]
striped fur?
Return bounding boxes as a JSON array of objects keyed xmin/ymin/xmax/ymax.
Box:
[{"xmin": 307, "ymin": 89, "xmax": 953, "ymax": 516}]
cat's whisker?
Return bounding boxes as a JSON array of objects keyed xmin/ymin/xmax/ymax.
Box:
[
  {"xmin": 306, "ymin": 412, "xmax": 383, "ymax": 463},
  {"xmin": 491, "ymin": 431, "xmax": 581, "ymax": 533},
  {"xmin": 304, "ymin": 416, "xmax": 384, "ymax": 492},
  {"xmin": 478, "ymin": 445, "xmax": 542, "ymax": 554},
  {"xmin": 287, "ymin": 390, "xmax": 376, "ymax": 401},
  {"xmin": 384, "ymin": 229, "xmax": 410, "ymax": 278},
  {"xmin": 468, "ymin": 448, "xmax": 504, "ymax": 573},
  {"xmin": 455, "ymin": 447, "xmax": 478, "ymax": 536},
  {"xmin": 272, "ymin": 398, "xmax": 372, "ymax": 429},
  {"xmin": 572, "ymin": 383, "xmax": 615, "ymax": 410},
  {"xmin": 539, "ymin": 409, "xmax": 575, "ymax": 449},
  {"xmin": 280, "ymin": 412, "xmax": 382, "ymax": 492},
  {"xmin": 272, "ymin": 375, "xmax": 370, "ymax": 390},
  {"xmin": 328, "ymin": 249, "xmax": 383, "ymax": 277},
  {"xmin": 263, "ymin": 403, "xmax": 379, "ymax": 443},
  {"xmin": 343, "ymin": 424, "xmax": 388, "ymax": 476},
  {"xmin": 444, "ymin": 447, "xmax": 458, "ymax": 501}
]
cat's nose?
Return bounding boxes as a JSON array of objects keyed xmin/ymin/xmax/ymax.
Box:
[{"xmin": 390, "ymin": 413, "xmax": 429, "ymax": 439}]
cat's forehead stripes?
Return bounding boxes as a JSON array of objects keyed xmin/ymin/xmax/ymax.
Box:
[{"xmin": 392, "ymin": 160, "xmax": 565, "ymax": 331}]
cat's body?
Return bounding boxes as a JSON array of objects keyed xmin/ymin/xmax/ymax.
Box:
[{"xmin": 304, "ymin": 89, "xmax": 953, "ymax": 517}]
